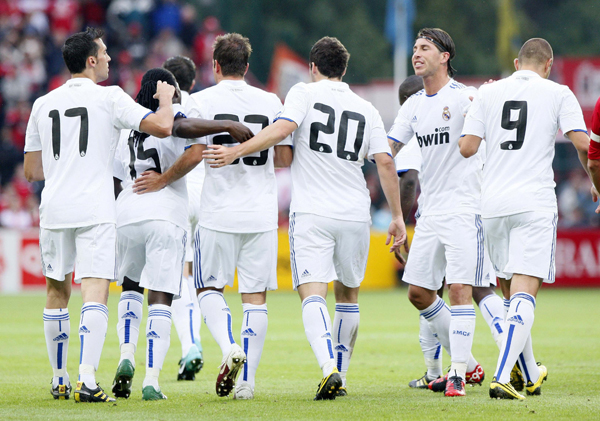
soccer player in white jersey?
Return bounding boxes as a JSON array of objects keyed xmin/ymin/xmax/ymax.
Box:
[
  {"xmin": 202, "ymin": 36, "xmax": 406, "ymax": 400},
  {"xmin": 387, "ymin": 28, "xmax": 486, "ymax": 397},
  {"xmin": 163, "ymin": 55, "xmax": 205, "ymax": 380},
  {"xmin": 23, "ymin": 27, "xmax": 175, "ymax": 402},
  {"xmin": 111, "ymin": 67, "xmax": 254, "ymax": 399},
  {"xmin": 133, "ymin": 33, "xmax": 293, "ymax": 399},
  {"xmin": 460, "ymin": 38, "xmax": 591, "ymax": 400}
]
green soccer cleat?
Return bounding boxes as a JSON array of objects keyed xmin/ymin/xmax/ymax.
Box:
[
  {"xmin": 51, "ymin": 381, "xmax": 72, "ymax": 400},
  {"xmin": 489, "ymin": 377, "xmax": 525, "ymax": 400},
  {"xmin": 409, "ymin": 372, "xmax": 439, "ymax": 389},
  {"xmin": 74, "ymin": 381, "xmax": 116, "ymax": 403},
  {"xmin": 526, "ymin": 364, "xmax": 548, "ymax": 396},
  {"xmin": 112, "ymin": 359, "xmax": 135, "ymax": 398},
  {"xmin": 510, "ymin": 363, "xmax": 525, "ymax": 391},
  {"xmin": 142, "ymin": 385, "xmax": 167, "ymax": 401},
  {"xmin": 314, "ymin": 369, "xmax": 343, "ymax": 401},
  {"xmin": 177, "ymin": 346, "xmax": 204, "ymax": 381}
]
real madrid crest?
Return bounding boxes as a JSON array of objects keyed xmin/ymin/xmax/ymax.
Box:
[{"xmin": 442, "ymin": 106, "xmax": 451, "ymax": 121}]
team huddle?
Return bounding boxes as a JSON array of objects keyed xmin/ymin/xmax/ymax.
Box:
[{"xmin": 23, "ymin": 25, "xmax": 597, "ymax": 403}]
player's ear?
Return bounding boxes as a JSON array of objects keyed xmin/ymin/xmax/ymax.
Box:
[
  {"xmin": 190, "ymin": 79, "xmax": 196, "ymax": 90},
  {"xmin": 514, "ymin": 58, "xmax": 519, "ymax": 71},
  {"xmin": 243, "ymin": 63, "xmax": 249, "ymax": 76},
  {"xmin": 89, "ymin": 56, "xmax": 96, "ymax": 68}
]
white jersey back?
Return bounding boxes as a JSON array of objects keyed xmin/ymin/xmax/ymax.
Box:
[
  {"xmin": 181, "ymin": 90, "xmax": 206, "ymax": 190},
  {"xmin": 24, "ymin": 78, "xmax": 151, "ymax": 228},
  {"xmin": 113, "ymin": 125, "xmax": 188, "ymax": 230},
  {"xmin": 278, "ymin": 80, "xmax": 391, "ymax": 222},
  {"xmin": 388, "ymin": 79, "xmax": 482, "ymax": 217},
  {"xmin": 186, "ymin": 80, "xmax": 288, "ymax": 233},
  {"xmin": 462, "ymin": 70, "xmax": 587, "ymax": 217}
]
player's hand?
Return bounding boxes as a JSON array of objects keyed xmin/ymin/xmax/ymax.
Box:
[
  {"xmin": 202, "ymin": 144, "xmax": 240, "ymax": 168},
  {"xmin": 133, "ymin": 171, "xmax": 166, "ymax": 194},
  {"xmin": 154, "ymin": 80, "xmax": 176, "ymax": 102},
  {"xmin": 393, "ymin": 237, "xmax": 410, "ymax": 264},
  {"xmin": 592, "ymin": 185, "xmax": 600, "ymax": 213},
  {"xmin": 386, "ymin": 216, "xmax": 407, "ymax": 253},
  {"xmin": 227, "ymin": 121, "xmax": 254, "ymax": 143}
]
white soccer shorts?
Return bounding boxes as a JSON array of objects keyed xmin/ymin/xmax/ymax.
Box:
[
  {"xmin": 483, "ymin": 211, "xmax": 558, "ymax": 283},
  {"xmin": 40, "ymin": 223, "xmax": 116, "ymax": 282},
  {"xmin": 403, "ymin": 213, "xmax": 488, "ymax": 289},
  {"xmin": 194, "ymin": 226, "xmax": 278, "ymax": 293},
  {"xmin": 288, "ymin": 212, "xmax": 370, "ymax": 290},
  {"xmin": 185, "ymin": 185, "xmax": 203, "ymax": 263},
  {"xmin": 117, "ymin": 220, "xmax": 187, "ymax": 295}
]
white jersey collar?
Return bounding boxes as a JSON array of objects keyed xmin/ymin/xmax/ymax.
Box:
[
  {"xmin": 513, "ymin": 70, "xmax": 541, "ymax": 79},
  {"xmin": 316, "ymin": 79, "xmax": 349, "ymax": 90},
  {"xmin": 217, "ymin": 79, "xmax": 248, "ymax": 87},
  {"xmin": 66, "ymin": 77, "xmax": 96, "ymax": 87}
]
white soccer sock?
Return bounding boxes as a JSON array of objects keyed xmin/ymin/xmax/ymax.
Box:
[
  {"xmin": 143, "ymin": 304, "xmax": 172, "ymax": 389},
  {"xmin": 419, "ymin": 296, "xmax": 452, "ymax": 356},
  {"xmin": 79, "ymin": 302, "xmax": 108, "ymax": 388},
  {"xmin": 449, "ymin": 305, "xmax": 477, "ymax": 380},
  {"xmin": 171, "ymin": 279, "xmax": 197, "ymax": 358},
  {"xmin": 494, "ymin": 292, "xmax": 536, "ymax": 384},
  {"xmin": 478, "ymin": 293, "xmax": 506, "ymax": 349},
  {"xmin": 503, "ymin": 298, "xmax": 510, "ymax": 318},
  {"xmin": 44, "ymin": 308, "xmax": 70, "ymax": 387},
  {"xmin": 188, "ymin": 276, "xmax": 202, "ymax": 349},
  {"xmin": 239, "ymin": 303, "xmax": 268, "ymax": 389},
  {"xmin": 332, "ymin": 303, "xmax": 360, "ymax": 386},
  {"xmin": 117, "ymin": 291, "xmax": 143, "ymax": 365},
  {"xmin": 198, "ymin": 290, "xmax": 235, "ymax": 358},
  {"xmin": 517, "ymin": 334, "xmax": 540, "ymax": 384},
  {"xmin": 418, "ymin": 315, "xmax": 443, "ymax": 379},
  {"xmin": 302, "ymin": 295, "xmax": 335, "ymax": 376},
  {"xmin": 503, "ymin": 296, "xmax": 525, "ymax": 374}
]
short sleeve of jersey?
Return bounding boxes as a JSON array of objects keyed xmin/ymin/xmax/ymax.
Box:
[
  {"xmin": 278, "ymin": 83, "xmax": 310, "ymax": 127},
  {"xmin": 387, "ymin": 100, "xmax": 414, "ymax": 144},
  {"xmin": 462, "ymin": 88, "xmax": 486, "ymax": 139},
  {"xmin": 367, "ymin": 108, "xmax": 392, "ymax": 159},
  {"xmin": 558, "ymin": 87, "xmax": 587, "ymax": 137},
  {"xmin": 592, "ymin": 97, "xmax": 600, "ymax": 142},
  {"xmin": 24, "ymin": 101, "xmax": 42, "ymax": 152},
  {"xmin": 111, "ymin": 87, "xmax": 153, "ymax": 131},
  {"xmin": 460, "ymin": 86, "xmax": 477, "ymax": 116}
]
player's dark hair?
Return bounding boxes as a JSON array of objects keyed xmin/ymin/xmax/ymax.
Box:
[
  {"xmin": 309, "ymin": 37, "xmax": 349, "ymax": 79},
  {"xmin": 213, "ymin": 33, "xmax": 252, "ymax": 77},
  {"xmin": 416, "ymin": 28, "xmax": 456, "ymax": 77},
  {"xmin": 163, "ymin": 56, "xmax": 196, "ymax": 92},
  {"xmin": 128, "ymin": 68, "xmax": 178, "ymax": 153},
  {"xmin": 399, "ymin": 75, "xmax": 424, "ymax": 106},
  {"xmin": 518, "ymin": 38, "xmax": 553, "ymax": 66},
  {"xmin": 62, "ymin": 27, "xmax": 105, "ymax": 74}
]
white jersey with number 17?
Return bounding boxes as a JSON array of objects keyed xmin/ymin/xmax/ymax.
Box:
[
  {"xmin": 462, "ymin": 70, "xmax": 587, "ymax": 218},
  {"xmin": 24, "ymin": 77, "xmax": 152, "ymax": 229},
  {"xmin": 278, "ymin": 80, "xmax": 391, "ymax": 222}
]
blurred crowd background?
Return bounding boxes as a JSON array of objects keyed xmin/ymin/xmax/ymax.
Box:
[{"xmin": 1, "ymin": 0, "xmax": 599, "ymax": 231}]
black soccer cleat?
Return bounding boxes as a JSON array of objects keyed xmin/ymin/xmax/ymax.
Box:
[
  {"xmin": 74, "ymin": 381, "xmax": 116, "ymax": 403},
  {"xmin": 51, "ymin": 381, "xmax": 72, "ymax": 400},
  {"xmin": 314, "ymin": 369, "xmax": 343, "ymax": 401}
]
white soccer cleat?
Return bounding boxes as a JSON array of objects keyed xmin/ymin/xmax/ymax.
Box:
[
  {"xmin": 233, "ymin": 382, "xmax": 254, "ymax": 400},
  {"xmin": 216, "ymin": 343, "xmax": 246, "ymax": 397}
]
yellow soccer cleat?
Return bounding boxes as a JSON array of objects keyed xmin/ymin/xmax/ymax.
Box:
[
  {"xmin": 526, "ymin": 363, "xmax": 548, "ymax": 396},
  {"xmin": 74, "ymin": 381, "xmax": 116, "ymax": 403},
  {"xmin": 489, "ymin": 377, "xmax": 526, "ymax": 400},
  {"xmin": 314, "ymin": 368, "xmax": 343, "ymax": 401}
]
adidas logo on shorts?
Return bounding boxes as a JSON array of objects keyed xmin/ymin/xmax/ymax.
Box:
[
  {"xmin": 53, "ymin": 333, "xmax": 69, "ymax": 342},
  {"xmin": 207, "ymin": 275, "xmax": 217, "ymax": 281},
  {"xmin": 241, "ymin": 328, "xmax": 257, "ymax": 337},
  {"xmin": 47, "ymin": 263, "xmax": 54, "ymax": 272},
  {"xmin": 147, "ymin": 331, "xmax": 160, "ymax": 339},
  {"xmin": 121, "ymin": 311, "xmax": 138, "ymax": 319},
  {"xmin": 301, "ymin": 269, "xmax": 311, "ymax": 278},
  {"xmin": 79, "ymin": 326, "xmax": 90, "ymax": 334}
]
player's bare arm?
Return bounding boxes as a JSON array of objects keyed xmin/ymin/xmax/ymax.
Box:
[
  {"xmin": 388, "ymin": 137, "xmax": 405, "ymax": 157},
  {"xmin": 133, "ymin": 143, "xmax": 206, "ymax": 194},
  {"xmin": 273, "ymin": 145, "xmax": 293, "ymax": 168},
  {"xmin": 374, "ymin": 152, "xmax": 407, "ymax": 253},
  {"xmin": 394, "ymin": 169, "xmax": 418, "ymax": 264},
  {"xmin": 173, "ymin": 117, "xmax": 254, "ymax": 143},
  {"xmin": 23, "ymin": 150, "xmax": 44, "ymax": 182},
  {"xmin": 458, "ymin": 134, "xmax": 482, "ymax": 158},
  {"xmin": 203, "ymin": 118, "xmax": 297, "ymax": 168},
  {"xmin": 138, "ymin": 81, "xmax": 175, "ymax": 138}
]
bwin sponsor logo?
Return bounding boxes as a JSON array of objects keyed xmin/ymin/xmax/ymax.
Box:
[
  {"xmin": 452, "ymin": 330, "xmax": 471, "ymax": 337},
  {"xmin": 416, "ymin": 127, "xmax": 450, "ymax": 147},
  {"xmin": 507, "ymin": 315, "xmax": 525, "ymax": 325}
]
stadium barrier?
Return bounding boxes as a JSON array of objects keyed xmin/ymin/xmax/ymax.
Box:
[{"xmin": 1, "ymin": 227, "xmax": 599, "ymax": 293}]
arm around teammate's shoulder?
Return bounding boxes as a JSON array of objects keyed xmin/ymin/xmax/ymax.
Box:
[
  {"xmin": 138, "ymin": 81, "xmax": 175, "ymax": 138},
  {"xmin": 274, "ymin": 145, "xmax": 293, "ymax": 168}
]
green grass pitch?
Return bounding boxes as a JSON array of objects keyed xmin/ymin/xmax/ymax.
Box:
[{"xmin": 1, "ymin": 288, "xmax": 599, "ymax": 420}]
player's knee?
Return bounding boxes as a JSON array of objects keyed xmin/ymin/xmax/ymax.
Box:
[{"xmin": 472, "ymin": 286, "xmax": 495, "ymax": 304}]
